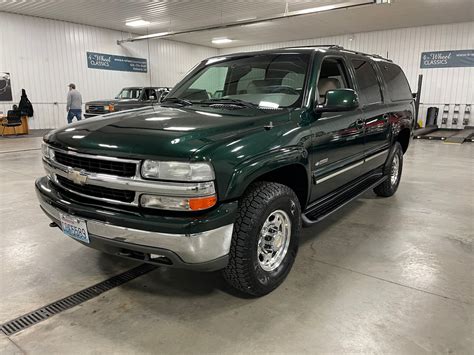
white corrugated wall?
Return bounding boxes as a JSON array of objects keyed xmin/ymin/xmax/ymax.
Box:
[
  {"xmin": 0, "ymin": 12, "xmax": 218, "ymax": 129},
  {"xmin": 220, "ymin": 22, "xmax": 474, "ymax": 127},
  {"xmin": 1, "ymin": 11, "xmax": 472, "ymax": 129}
]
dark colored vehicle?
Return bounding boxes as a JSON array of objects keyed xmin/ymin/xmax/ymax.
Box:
[
  {"xmin": 37, "ymin": 46, "xmax": 414, "ymax": 296},
  {"xmin": 84, "ymin": 87, "xmax": 170, "ymax": 118}
]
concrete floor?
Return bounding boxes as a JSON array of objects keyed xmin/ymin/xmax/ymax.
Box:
[{"xmin": 0, "ymin": 136, "xmax": 472, "ymax": 354}]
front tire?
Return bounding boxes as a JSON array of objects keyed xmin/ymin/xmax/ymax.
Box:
[
  {"xmin": 374, "ymin": 142, "xmax": 403, "ymax": 197},
  {"xmin": 222, "ymin": 182, "xmax": 301, "ymax": 297}
]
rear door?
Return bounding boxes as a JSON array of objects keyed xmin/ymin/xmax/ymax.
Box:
[
  {"xmin": 347, "ymin": 56, "xmax": 391, "ymax": 171},
  {"xmin": 309, "ymin": 54, "xmax": 366, "ymax": 201}
]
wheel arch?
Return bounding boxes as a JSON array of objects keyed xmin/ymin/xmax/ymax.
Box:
[
  {"xmin": 396, "ymin": 127, "xmax": 411, "ymax": 153},
  {"xmin": 224, "ymin": 147, "xmax": 310, "ymax": 209}
]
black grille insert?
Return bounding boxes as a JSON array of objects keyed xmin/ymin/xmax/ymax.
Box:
[
  {"xmin": 87, "ymin": 105, "xmax": 106, "ymax": 114},
  {"xmin": 57, "ymin": 175, "xmax": 135, "ymax": 203},
  {"xmin": 54, "ymin": 151, "xmax": 137, "ymax": 177}
]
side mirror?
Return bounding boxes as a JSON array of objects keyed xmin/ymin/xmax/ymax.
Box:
[
  {"xmin": 159, "ymin": 93, "xmax": 168, "ymax": 102},
  {"xmin": 315, "ymin": 89, "xmax": 359, "ymax": 112}
]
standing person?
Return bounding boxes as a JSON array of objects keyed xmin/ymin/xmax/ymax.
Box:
[{"xmin": 66, "ymin": 83, "xmax": 82, "ymax": 124}]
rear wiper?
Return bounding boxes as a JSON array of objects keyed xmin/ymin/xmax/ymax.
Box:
[
  {"xmin": 161, "ymin": 97, "xmax": 193, "ymax": 106},
  {"xmin": 199, "ymin": 98, "xmax": 259, "ymax": 109}
]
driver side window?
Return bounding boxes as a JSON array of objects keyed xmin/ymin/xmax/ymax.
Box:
[{"xmin": 317, "ymin": 58, "xmax": 351, "ymax": 104}]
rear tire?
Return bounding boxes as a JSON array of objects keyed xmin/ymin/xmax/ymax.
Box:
[
  {"xmin": 222, "ymin": 182, "xmax": 301, "ymax": 297},
  {"xmin": 374, "ymin": 142, "xmax": 403, "ymax": 197}
]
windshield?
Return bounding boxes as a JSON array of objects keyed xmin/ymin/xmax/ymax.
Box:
[
  {"xmin": 170, "ymin": 53, "xmax": 310, "ymax": 109},
  {"xmin": 116, "ymin": 88, "xmax": 142, "ymax": 99}
]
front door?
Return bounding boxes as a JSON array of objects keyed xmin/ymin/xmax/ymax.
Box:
[{"xmin": 309, "ymin": 55, "xmax": 366, "ymax": 201}]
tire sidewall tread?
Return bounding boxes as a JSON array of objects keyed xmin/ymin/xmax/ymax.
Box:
[{"xmin": 223, "ymin": 182, "xmax": 301, "ymax": 297}]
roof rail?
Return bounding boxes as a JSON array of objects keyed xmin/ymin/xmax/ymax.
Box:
[
  {"xmin": 277, "ymin": 44, "xmax": 392, "ymax": 62},
  {"xmin": 339, "ymin": 48, "xmax": 393, "ymax": 62}
]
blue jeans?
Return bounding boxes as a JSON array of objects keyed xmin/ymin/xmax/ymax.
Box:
[{"xmin": 67, "ymin": 109, "xmax": 82, "ymax": 124}]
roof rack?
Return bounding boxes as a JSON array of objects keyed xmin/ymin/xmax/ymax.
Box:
[{"xmin": 279, "ymin": 44, "xmax": 392, "ymax": 62}]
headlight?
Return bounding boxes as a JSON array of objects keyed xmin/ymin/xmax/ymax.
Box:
[
  {"xmin": 141, "ymin": 161, "xmax": 215, "ymax": 182},
  {"xmin": 41, "ymin": 143, "xmax": 55, "ymax": 160},
  {"xmin": 140, "ymin": 194, "xmax": 217, "ymax": 211}
]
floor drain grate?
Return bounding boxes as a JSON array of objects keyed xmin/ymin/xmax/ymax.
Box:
[{"xmin": 1, "ymin": 263, "xmax": 157, "ymax": 336}]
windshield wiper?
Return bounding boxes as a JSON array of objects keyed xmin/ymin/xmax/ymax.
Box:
[
  {"xmin": 199, "ymin": 98, "xmax": 259, "ymax": 109},
  {"xmin": 161, "ymin": 97, "xmax": 193, "ymax": 107}
]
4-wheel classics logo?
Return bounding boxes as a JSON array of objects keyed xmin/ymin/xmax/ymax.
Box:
[
  {"xmin": 420, "ymin": 50, "xmax": 474, "ymax": 69},
  {"xmin": 87, "ymin": 51, "xmax": 147, "ymax": 73},
  {"xmin": 88, "ymin": 53, "xmax": 112, "ymax": 68}
]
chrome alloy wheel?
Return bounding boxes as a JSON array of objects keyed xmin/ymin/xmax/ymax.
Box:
[
  {"xmin": 257, "ymin": 209, "xmax": 292, "ymax": 272},
  {"xmin": 390, "ymin": 154, "xmax": 400, "ymax": 185}
]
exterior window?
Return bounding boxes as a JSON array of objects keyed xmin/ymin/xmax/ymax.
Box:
[
  {"xmin": 316, "ymin": 58, "xmax": 351, "ymax": 104},
  {"xmin": 236, "ymin": 68, "xmax": 265, "ymax": 94},
  {"xmin": 188, "ymin": 66, "xmax": 228, "ymax": 100},
  {"xmin": 351, "ymin": 59, "xmax": 382, "ymax": 105},
  {"xmin": 171, "ymin": 54, "xmax": 310, "ymax": 108},
  {"xmin": 380, "ymin": 62, "xmax": 412, "ymax": 101}
]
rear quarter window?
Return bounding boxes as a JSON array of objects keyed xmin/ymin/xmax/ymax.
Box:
[{"xmin": 380, "ymin": 63, "xmax": 412, "ymax": 101}]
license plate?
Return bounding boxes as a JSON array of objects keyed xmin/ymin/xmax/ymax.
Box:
[{"xmin": 60, "ymin": 213, "xmax": 90, "ymax": 244}]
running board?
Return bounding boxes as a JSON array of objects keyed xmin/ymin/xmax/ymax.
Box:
[{"xmin": 302, "ymin": 174, "xmax": 387, "ymax": 226}]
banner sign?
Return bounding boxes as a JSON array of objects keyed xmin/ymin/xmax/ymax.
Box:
[
  {"xmin": 87, "ymin": 52, "xmax": 147, "ymax": 73},
  {"xmin": 420, "ymin": 49, "xmax": 474, "ymax": 69}
]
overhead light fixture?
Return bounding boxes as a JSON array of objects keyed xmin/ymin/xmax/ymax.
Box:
[
  {"xmin": 296, "ymin": 4, "xmax": 337, "ymax": 15},
  {"xmin": 126, "ymin": 19, "xmax": 150, "ymax": 27},
  {"xmin": 212, "ymin": 38, "xmax": 233, "ymax": 44}
]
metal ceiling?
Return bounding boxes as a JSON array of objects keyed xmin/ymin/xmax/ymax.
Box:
[{"xmin": 0, "ymin": 0, "xmax": 472, "ymax": 48}]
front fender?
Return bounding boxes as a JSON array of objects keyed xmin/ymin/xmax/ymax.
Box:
[{"xmin": 224, "ymin": 146, "xmax": 309, "ymax": 201}]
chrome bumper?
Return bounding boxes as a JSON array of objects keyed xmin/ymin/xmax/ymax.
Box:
[{"xmin": 40, "ymin": 199, "xmax": 234, "ymax": 264}]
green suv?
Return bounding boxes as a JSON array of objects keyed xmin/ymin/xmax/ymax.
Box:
[{"xmin": 36, "ymin": 46, "xmax": 414, "ymax": 296}]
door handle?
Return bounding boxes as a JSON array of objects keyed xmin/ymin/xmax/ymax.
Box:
[{"xmin": 355, "ymin": 119, "xmax": 365, "ymax": 129}]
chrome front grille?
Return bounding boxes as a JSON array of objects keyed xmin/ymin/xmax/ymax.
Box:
[
  {"xmin": 45, "ymin": 148, "xmax": 140, "ymax": 205},
  {"xmin": 56, "ymin": 175, "xmax": 135, "ymax": 203},
  {"xmin": 42, "ymin": 146, "xmax": 216, "ymax": 208},
  {"xmin": 54, "ymin": 151, "xmax": 137, "ymax": 177}
]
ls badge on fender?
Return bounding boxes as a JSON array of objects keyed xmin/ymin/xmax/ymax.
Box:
[{"xmin": 67, "ymin": 168, "xmax": 88, "ymax": 185}]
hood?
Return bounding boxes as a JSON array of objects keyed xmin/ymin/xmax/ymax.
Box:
[
  {"xmin": 85, "ymin": 99, "xmax": 121, "ymax": 105},
  {"xmin": 45, "ymin": 105, "xmax": 289, "ymax": 160}
]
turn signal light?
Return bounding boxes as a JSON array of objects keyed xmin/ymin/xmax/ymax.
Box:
[
  {"xmin": 189, "ymin": 196, "xmax": 217, "ymax": 211},
  {"xmin": 108, "ymin": 104, "xmax": 115, "ymax": 112}
]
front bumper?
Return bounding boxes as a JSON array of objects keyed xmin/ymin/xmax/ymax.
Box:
[{"xmin": 36, "ymin": 177, "xmax": 237, "ymax": 271}]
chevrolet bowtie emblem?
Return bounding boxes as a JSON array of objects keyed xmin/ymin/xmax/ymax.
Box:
[{"xmin": 67, "ymin": 168, "xmax": 88, "ymax": 185}]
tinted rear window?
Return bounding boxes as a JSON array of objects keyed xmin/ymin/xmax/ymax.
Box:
[
  {"xmin": 351, "ymin": 59, "xmax": 382, "ymax": 105},
  {"xmin": 380, "ymin": 63, "xmax": 412, "ymax": 101}
]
